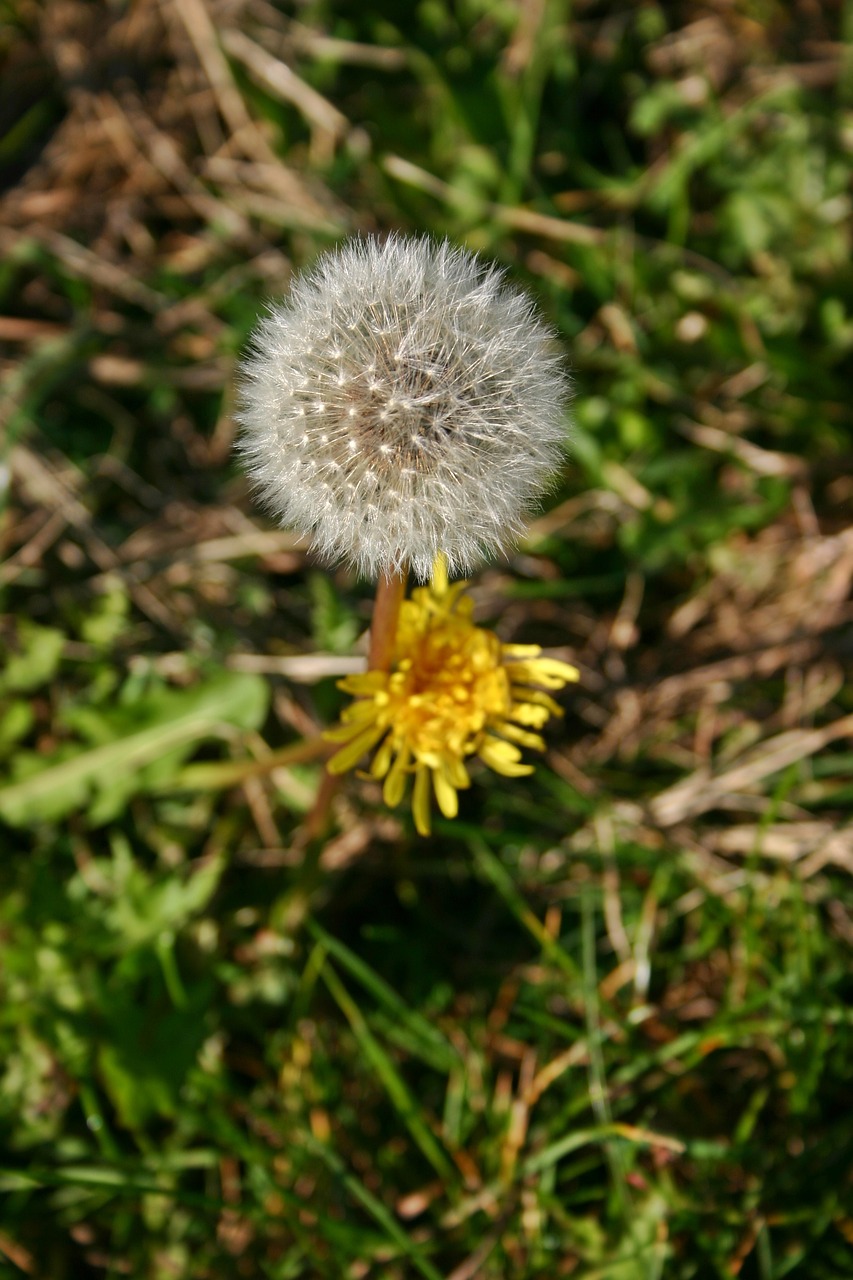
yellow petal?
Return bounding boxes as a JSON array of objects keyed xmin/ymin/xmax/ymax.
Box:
[
  {"xmin": 338, "ymin": 671, "xmax": 389, "ymax": 695},
  {"xmin": 370, "ymin": 735, "xmax": 395, "ymax": 779},
  {"xmin": 444, "ymin": 581, "xmax": 471, "ymax": 613},
  {"xmin": 324, "ymin": 710, "xmax": 380, "ymax": 743},
  {"xmin": 495, "ymin": 722, "xmax": 546, "ymax": 751},
  {"xmin": 341, "ymin": 698, "xmax": 386, "ymax": 720},
  {"xmin": 509, "ymin": 690, "xmax": 563, "ymax": 718},
  {"xmin": 431, "ymin": 553, "xmax": 449, "ymax": 596},
  {"xmin": 501, "ymin": 643, "xmax": 543, "ymax": 659},
  {"xmin": 326, "ymin": 724, "xmax": 386, "ymax": 775},
  {"xmin": 383, "ymin": 743, "xmax": 411, "ymax": 808},
  {"xmin": 480, "ymin": 735, "xmax": 522, "ymax": 764},
  {"xmin": 504, "ymin": 658, "xmax": 579, "ymax": 689},
  {"xmin": 478, "ymin": 735, "xmax": 535, "ymax": 778},
  {"xmin": 507, "ymin": 702, "xmax": 551, "ymax": 729},
  {"xmin": 432, "ymin": 764, "xmax": 459, "ymax": 819},
  {"xmin": 445, "ymin": 754, "xmax": 471, "ymax": 790},
  {"xmin": 412, "ymin": 764, "xmax": 432, "ymax": 836}
]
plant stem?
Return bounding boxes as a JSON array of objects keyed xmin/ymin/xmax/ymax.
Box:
[
  {"xmin": 161, "ymin": 735, "xmax": 330, "ymax": 792},
  {"xmin": 368, "ymin": 568, "xmax": 408, "ymax": 672},
  {"xmin": 304, "ymin": 766, "xmax": 341, "ymax": 841}
]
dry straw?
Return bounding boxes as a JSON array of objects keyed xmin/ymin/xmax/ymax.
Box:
[{"xmin": 237, "ymin": 235, "xmax": 571, "ymax": 583}]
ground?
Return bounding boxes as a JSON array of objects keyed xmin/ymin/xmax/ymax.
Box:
[{"xmin": 0, "ymin": 1, "xmax": 852, "ymax": 1276}]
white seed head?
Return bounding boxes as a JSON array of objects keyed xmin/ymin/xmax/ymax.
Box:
[{"xmin": 236, "ymin": 235, "xmax": 570, "ymax": 581}]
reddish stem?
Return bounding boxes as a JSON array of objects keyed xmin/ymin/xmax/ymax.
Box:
[{"xmin": 368, "ymin": 569, "xmax": 408, "ymax": 672}]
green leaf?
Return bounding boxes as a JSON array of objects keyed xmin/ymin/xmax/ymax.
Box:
[
  {"xmin": 0, "ymin": 622, "xmax": 64, "ymax": 694},
  {"xmin": 0, "ymin": 671, "xmax": 269, "ymax": 827},
  {"xmin": 97, "ymin": 981, "xmax": 214, "ymax": 1129},
  {"xmin": 0, "ymin": 699, "xmax": 34, "ymax": 754},
  {"xmin": 308, "ymin": 571, "xmax": 359, "ymax": 653},
  {"xmin": 93, "ymin": 839, "xmax": 226, "ymax": 950}
]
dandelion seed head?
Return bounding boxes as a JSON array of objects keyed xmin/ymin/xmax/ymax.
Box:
[{"xmin": 237, "ymin": 235, "xmax": 571, "ymax": 581}]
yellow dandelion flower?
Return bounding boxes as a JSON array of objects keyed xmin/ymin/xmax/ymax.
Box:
[{"xmin": 325, "ymin": 559, "xmax": 579, "ymax": 836}]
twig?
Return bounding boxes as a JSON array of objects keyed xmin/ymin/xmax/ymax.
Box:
[
  {"xmin": 221, "ymin": 28, "xmax": 349, "ymax": 151},
  {"xmin": 382, "ymin": 155, "xmax": 606, "ymax": 245},
  {"xmin": 227, "ymin": 654, "xmax": 366, "ymax": 683},
  {"xmin": 650, "ymin": 713, "xmax": 853, "ymax": 827}
]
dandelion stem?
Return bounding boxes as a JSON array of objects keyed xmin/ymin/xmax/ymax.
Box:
[
  {"xmin": 305, "ymin": 569, "xmax": 407, "ymax": 839},
  {"xmin": 163, "ymin": 735, "xmax": 330, "ymax": 791},
  {"xmin": 305, "ymin": 766, "xmax": 342, "ymax": 841},
  {"xmin": 368, "ymin": 568, "xmax": 408, "ymax": 672}
]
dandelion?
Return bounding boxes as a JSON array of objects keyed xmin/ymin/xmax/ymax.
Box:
[
  {"xmin": 325, "ymin": 557, "xmax": 579, "ymax": 836},
  {"xmin": 237, "ymin": 235, "xmax": 575, "ymax": 834},
  {"xmin": 236, "ymin": 235, "xmax": 570, "ymax": 584}
]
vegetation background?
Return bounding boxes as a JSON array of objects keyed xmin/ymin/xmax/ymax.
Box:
[{"xmin": 1, "ymin": 0, "xmax": 852, "ymax": 1275}]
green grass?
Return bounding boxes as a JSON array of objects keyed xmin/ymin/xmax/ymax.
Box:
[{"xmin": 1, "ymin": 0, "xmax": 852, "ymax": 1275}]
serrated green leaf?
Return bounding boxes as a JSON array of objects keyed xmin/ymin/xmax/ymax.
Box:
[{"xmin": 0, "ymin": 671, "xmax": 269, "ymax": 828}]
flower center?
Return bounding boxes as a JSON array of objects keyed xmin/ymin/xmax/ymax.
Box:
[
  {"xmin": 384, "ymin": 618, "xmax": 512, "ymax": 761},
  {"xmin": 345, "ymin": 359, "xmax": 459, "ymax": 475}
]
